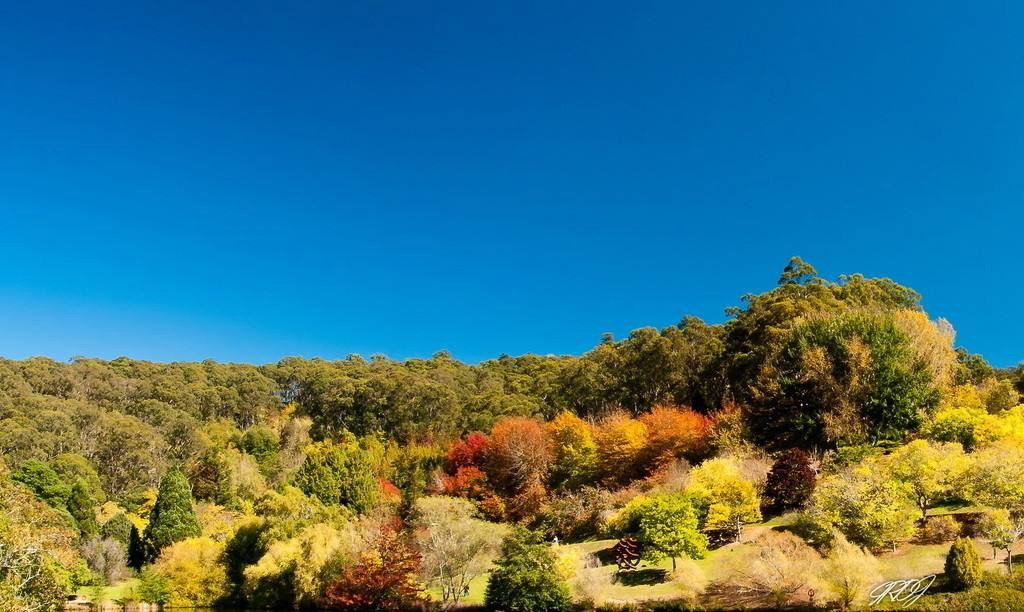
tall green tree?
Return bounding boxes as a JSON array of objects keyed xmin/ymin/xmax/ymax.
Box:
[
  {"xmin": 142, "ymin": 468, "xmax": 201, "ymax": 562},
  {"xmin": 67, "ymin": 478, "xmax": 98, "ymax": 535},
  {"xmin": 749, "ymin": 310, "xmax": 943, "ymax": 449}
]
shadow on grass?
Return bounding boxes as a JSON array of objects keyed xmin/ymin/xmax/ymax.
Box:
[
  {"xmin": 594, "ymin": 545, "xmax": 618, "ymax": 566},
  {"xmin": 614, "ymin": 568, "xmax": 668, "ymax": 586}
]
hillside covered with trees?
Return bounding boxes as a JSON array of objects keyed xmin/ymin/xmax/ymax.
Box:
[{"xmin": 3, "ymin": 258, "xmax": 1024, "ymax": 611}]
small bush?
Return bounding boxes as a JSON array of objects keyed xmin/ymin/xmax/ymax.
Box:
[
  {"xmin": 534, "ymin": 487, "xmax": 612, "ymax": 541},
  {"xmin": 485, "ymin": 528, "xmax": 571, "ymax": 612},
  {"xmin": 916, "ymin": 515, "xmax": 961, "ymax": 544},
  {"xmin": 944, "ymin": 537, "xmax": 982, "ymax": 591}
]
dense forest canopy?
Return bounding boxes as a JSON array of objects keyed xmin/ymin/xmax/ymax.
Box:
[{"xmin": 3, "ymin": 258, "xmax": 1023, "ymax": 611}]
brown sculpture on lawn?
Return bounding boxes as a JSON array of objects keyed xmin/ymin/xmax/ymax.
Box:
[{"xmin": 612, "ymin": 536, "xmax": 641, "ymax": 571}]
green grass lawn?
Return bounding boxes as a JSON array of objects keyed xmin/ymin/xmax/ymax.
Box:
[
  {"xmin": 73, "ymin": 577, "xmax": 139, "ymax": 603},
  {"xmin": 927, "ymin": 502, "xmax": 984, "ymax": 516},
  {"xmin": 425, "ymin": 572, "xmax": 490, "ymax": 607}
]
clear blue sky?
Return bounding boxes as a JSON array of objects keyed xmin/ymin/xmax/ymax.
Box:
[{"xmin": 1, "ymin": 2, "xmax": 1021, "ymax": 366}]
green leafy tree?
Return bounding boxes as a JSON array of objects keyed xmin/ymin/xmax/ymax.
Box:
[
  {"xmin": 945, "ymin": 537, "xmax": 982, "ymax": 590},
  {"xmin": 137, "ymin": 566, "xmax": 171, "ymax": 604},
  {"xmin": 67, "ymin": 478, "xmax": 99, "ymax": 535},
  {"xmin": 50, "ymin": 453, "xmax": 105, "ymax": 504},
  {"xmin": 809, "ymin": 461, "xmax": 918, "ymax": 550},
  {"xmin": 635, "ymin": 494, "xmax": 708, "ymax": 571},
  {"xmin": 294, "ymin": 438, "xmax": 379, "ymax": 513},
  {"xmin": 485, "ymin": 528, "xmax": 571, "ymax": 612},
  {"xmin": 885, "ymin": 440, "xmax": 967, "ymax": 522},
  {"xmin": 750, "ymin": 310, "xmax": 945, "ymax": 448},
  {"xmin": 12, "ymin": 459, "xmax": 72, "ymax": 510},
  {"xmin": 142, "ymin": 468, "xmax": 201, "ymax": 562},
  {"xmin": 100, "ymin": 513, "xmax": 134, "ymax": 550},
  {"xmin": 238, "ymin": 426, "xmax": 280, "ymax": 475}
]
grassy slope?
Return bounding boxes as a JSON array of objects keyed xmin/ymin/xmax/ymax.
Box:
[{"xmin": 448, "ymin": 512, "xmax": 1024, "ymax": 608}]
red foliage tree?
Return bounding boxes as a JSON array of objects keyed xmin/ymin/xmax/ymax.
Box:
[
  {"xmin": 441, "ymin": 465, "xmax": 489, "ymax": 499},
  {"xmin": 324, "ymin": 528, "xmax": 427, "ymax": 611},
  {"xmin": 444, "ymin": 432, "xmax": 489, "ymax": 474},
  {"xmin": 762, "ymin": 448, "xmax": 816, "ymax": 512}
]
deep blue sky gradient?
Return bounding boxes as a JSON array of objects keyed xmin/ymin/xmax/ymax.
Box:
[{"xmin": 1, "ymin": 2, "xmax": 1021, "ymax": 365}]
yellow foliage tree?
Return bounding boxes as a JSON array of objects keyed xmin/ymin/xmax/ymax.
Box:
[
  {"xmin": 152, "ymin": 537, "xmax": 230, "ymax": 607},
  {"xmin": 546, "ymin": 411, "xmax": 597, "ymax": 489},
  {"xmin": 685, "ymin": 457, "xmax": 762, "ymax": 540},
  {"xmin": 594, "ymin": 412, "xmax": 648, "ymax": 485}
]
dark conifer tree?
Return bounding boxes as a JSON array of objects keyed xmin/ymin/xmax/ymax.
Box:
[{"xmin": 142, "ymin": 467, "xmax": 201, "ymax": 562}]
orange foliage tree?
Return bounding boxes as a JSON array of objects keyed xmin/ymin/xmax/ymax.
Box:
[
  {"xmin": 640, "ymin": 404, "xmax": 713, "ymax": 472},
  {"xmin": 323, "ymin": 528, "xmax": 426, "ymax": 611},
  {"xmin": 485, "ymin": 417, "xmax": 551, "ymax": 519}
]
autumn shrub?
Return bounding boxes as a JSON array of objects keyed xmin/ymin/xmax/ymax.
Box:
[
  {"xmin": 485, "ymin": 418, "xmax": 552, "ymax": 495},
  {"xmin": 507, "ymin": 477, "xmax": 548, "ymax": 520},
  {"xmin": 151, "ymin": 537, "xmax": 230, "ymax": 607},
  {"xmin": 722, "ymin": 531, "xmax": 823, "ymax": 608},
  {"xmin": 915, "ymin": 515, "xmax": 961, "ymax": 544},
  {"xmin": 534, "ymin": 486, "xmax": 612, "ymax": 541},
  {"xmin": 546, "ymin": 411, "xmax": 598, "ymax": 489},
  {"xmin": 441, "ymin": 465, "xmax": 489, "ymax": 498},
  {"xmin": 477, "ymin": 493, "xmax": 507, "ymax": 522},
  {"xmin": 822, "ymin": 530, "xmax": 881, "ymax": 609}
]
